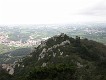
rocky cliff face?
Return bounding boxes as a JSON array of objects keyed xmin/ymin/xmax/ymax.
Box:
[{"xmin": 1, "ymin": 64, "xmax": 14, "ymax": 75}]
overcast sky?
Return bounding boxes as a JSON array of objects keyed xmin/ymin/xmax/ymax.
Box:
[{"xmin": 0, "ymin": 0, "xmax": 106, "ymax": 24}]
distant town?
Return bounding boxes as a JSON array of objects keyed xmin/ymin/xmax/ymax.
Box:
[{"xmin": 0, "ymin": 32, "xmax": 50, "ymax": 47}]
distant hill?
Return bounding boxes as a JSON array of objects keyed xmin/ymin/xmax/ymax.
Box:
[
  {"xmin": 1, "ymin": 33, "xmax": 106, "ymax": 80},
  {"xmin": 0, "ymin": 48, "xmax": 32, "ymax": 64}
]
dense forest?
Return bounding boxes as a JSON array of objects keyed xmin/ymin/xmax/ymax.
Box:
[{"xmin": 0, "ymin": 33, "xmax": 106, "ymax": 80}]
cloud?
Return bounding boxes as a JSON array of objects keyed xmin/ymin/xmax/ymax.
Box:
[
  {"xmin": 0, "ymin": 0, "xmax": 105, "ymax": 24},
  {"xmin": 79, "ymin": 0, "xmax": 106, "ymax": 16}
]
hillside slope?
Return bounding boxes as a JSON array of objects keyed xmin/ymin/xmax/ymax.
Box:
[
  {"xmin": 2, "ymin": 33, "xmax": 106, "ymax": 80},
  {"xmin": 0, "ymin": 48, "xmax": 32, "ymax": 64}
]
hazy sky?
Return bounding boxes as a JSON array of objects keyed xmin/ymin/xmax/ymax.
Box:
[{"xmin": 0, "ymin": 0, "xmax": 106, "ymax": 24}]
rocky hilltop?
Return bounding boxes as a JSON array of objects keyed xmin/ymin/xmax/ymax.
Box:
[{"xmin": 1, "ymin": 33, "xmax": 106, "ymax": 80}]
